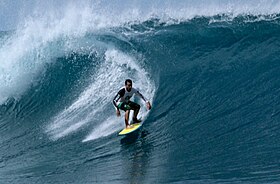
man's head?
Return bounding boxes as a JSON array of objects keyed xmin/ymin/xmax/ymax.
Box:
[{"xmin": 125, "ymin": 79, "xmax": 132, "ymax": 92}]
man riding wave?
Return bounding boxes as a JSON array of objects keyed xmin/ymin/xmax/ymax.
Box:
[{"xmin": 113, "ymin": 79, "xmax": 152, "ymax": 128}]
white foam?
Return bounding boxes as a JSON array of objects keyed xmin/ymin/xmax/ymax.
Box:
[
  {"xmin": 0, "ymin": 30, "xmax": 52, "ymax": 104},
  {"xmin": 82, "ymin": 116, "xmax": 122, "ymax": 142},
  {"xmin": 0, "ymin": 5, "xmax": 90, "ymax": 104},
  {"xmin": 0, "ymin": 2, "xmax": 113, "ymax": 104}
]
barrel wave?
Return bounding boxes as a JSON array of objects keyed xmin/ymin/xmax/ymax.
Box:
[{"xmin": 0, "ymin": 3, "xmax": 280, "ymax": 183}]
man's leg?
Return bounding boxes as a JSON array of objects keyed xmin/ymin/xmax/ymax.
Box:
[
  {"xmin": 125, "ymin": 110, "xmax": 130, "ymax": 127},
  {"xmin": 133, "ymin": 108, "xmax": 139, "ymax": 120},
  {"xmin": 128, "ymin": 101, "xmax": 140, "ymax": 122}
]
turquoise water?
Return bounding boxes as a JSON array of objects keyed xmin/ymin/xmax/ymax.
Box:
[{"xmin": 0, "ymin": 3, "xmax": 280, "ymax": 183}]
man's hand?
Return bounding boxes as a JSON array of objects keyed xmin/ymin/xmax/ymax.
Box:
[
  {"xmin": 116, "ymin": 109, "xmax": 121, "ymax": 117},
  {"xmin": 146, "ymin": 101, "xmax": 152, "ymax": 110}
]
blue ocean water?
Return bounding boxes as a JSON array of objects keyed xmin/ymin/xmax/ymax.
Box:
[{"xmin": 0, "ymin": 2, "xmax": 280, "ymax": 183}]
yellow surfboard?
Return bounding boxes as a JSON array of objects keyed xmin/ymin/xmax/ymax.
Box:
[{"xmin": 118, "ymin": 123, "xmax": 142, "ymax": 136}]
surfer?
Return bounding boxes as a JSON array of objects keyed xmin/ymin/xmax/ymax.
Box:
[{"xmin": 113, "ymin": 79, "xmax": 151, "ymax": 128}]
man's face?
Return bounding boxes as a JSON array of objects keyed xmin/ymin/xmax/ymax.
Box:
[{"xmin": 125, "ymin": 82, "xmax": 132, "ymax": 92}]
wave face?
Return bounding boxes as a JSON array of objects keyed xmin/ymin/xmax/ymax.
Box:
[{"xmin": 1, "ymin": 2, "xmax": 280, "ymax": 183}]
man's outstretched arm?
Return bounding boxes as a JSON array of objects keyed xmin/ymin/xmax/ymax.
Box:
[{"xmin": 136, "ymin": 91, "xmax": 152, "ymax": 110}]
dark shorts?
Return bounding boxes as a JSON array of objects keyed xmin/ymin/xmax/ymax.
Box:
[{"xmin": 118, "ymin": 101, "xmax": 140, "ymax": 111}]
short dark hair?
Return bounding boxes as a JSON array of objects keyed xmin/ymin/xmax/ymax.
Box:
[{"xmin": 125, "ymin": 79, "xmax": 132, "ymax": 85}]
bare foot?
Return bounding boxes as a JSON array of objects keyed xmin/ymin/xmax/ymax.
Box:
[{"xmin": 126, "ymin": 125, "xmax": 133, "ymax": 129}]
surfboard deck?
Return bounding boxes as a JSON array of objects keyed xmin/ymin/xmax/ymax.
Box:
[{"xmin": 118, "ymin": 123, "xmax": 142, "ymax": 136}]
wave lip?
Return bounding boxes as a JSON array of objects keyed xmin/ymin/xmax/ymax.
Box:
[{"xmin": 2, "ymin": 1, "xmax": 280, "ymax": 31}]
